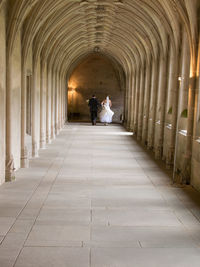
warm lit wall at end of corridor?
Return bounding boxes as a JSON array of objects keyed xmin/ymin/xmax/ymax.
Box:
[{"xmin": 67, "ymin": 54, "xmax": 124, "ymax": 123}]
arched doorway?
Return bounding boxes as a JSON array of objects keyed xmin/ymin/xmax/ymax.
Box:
[{"xmin": 67, "ymin": 53, "xmax": 125, "ymax": 123}]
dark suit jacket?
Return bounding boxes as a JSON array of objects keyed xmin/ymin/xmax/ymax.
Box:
[{"xmin": 88, "ymin": 97, "xmax": 99, "ymax": 112}]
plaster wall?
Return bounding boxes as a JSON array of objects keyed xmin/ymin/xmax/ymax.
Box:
[
  {"xmin": 0, "ymin": 4, "xmax": 6, "ymax": 184},
  {"xmin": 10, "ymin": 32, "xmax": 21, "ymax": 170},
  {"xmin": 68, "ymin": 55, "xmax": 124, "ymax": 123}
]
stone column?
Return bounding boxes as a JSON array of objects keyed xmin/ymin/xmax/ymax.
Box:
[
  {"xmin": 46, "ymin": 65, "xmax": 52, "ymax": 144},
  {"xmin": 5, "ymin": 57, "xmax": 15, "ymax": 181},
  {"xmin": 166, "ymin": 43, "xmax": 179, "ymax": 168},
  {"xmin": 6, "ymin": 32, "xmax": 22, "ymax": 181},
  {"xmin": 147, "ymin": 57, "xmax": 159, "ymax": 150},
  {"xmin": 60, "ymin": 76, "xmax": 64, "ymax": 127},
  {"xmin": 40, "ymin": 60, "xmax": 47, "ymax": 149},
  {"xmin": 32, "ymin": 59, "xmax": 40, "ymax": 158},
  {"xmin": 0, "ymin": 4, "xmax": 6, "ymax": 184},
  {"xmin": 124, "ymin": 73, "xmax": 130, "ymax": 128},
  {"xmin": 51, "ymin": 70, "xmax": 55, "ymax": 140},
  {"xmin": 193, "ymin": 34, "xmax": 200, "ymax": 138},
  {"xmin": 55, "ymin": 70, "xmax": 59, "ymax": 135},
  {"xmin": 155, "ymin": 54, "xmax": 168, "ymax": 159},
  {"xmin": 137, "ymin": 64, "xmax": 145, "ymax": 141},
  {"xmin": 65, "ymin": 78, "xmax": 68, "ymax": 124},
  {"xmin": 184, "ymin": 51, "xmax": 196, "ymax": 184},
  {"xmin": 21, "ymin": 61, "xmax": 29, "ymax": 167},
  {"xmin": 133, "ymin": 67, "xmax": 140, "ymax": 133},
  {"xmin": 142, "ymin": 59, "xmax": 151, "ymax": 145},
  {"xmin": 129, "ymin": 70, "xmax": 136, "ymax": 131},
  {"xmin": 58, "ymin": 73, "xmax": 62, "ymax": 131},
  {"xmin": 126, "ymin": 73, "xmax": 132, "ymax": 130},
  {"xmin": 176, "ymin": 31, "xmax": 190, "ymax": 182}
]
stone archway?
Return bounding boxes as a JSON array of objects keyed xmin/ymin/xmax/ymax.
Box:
[{"xmin": 67, "ymin": 53, "xmax": 125, "ymax": 123}]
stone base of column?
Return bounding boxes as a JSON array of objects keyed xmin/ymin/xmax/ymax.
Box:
[
  {"xmin": 21, "ymin": 147, "xmax": 29, "ymax": 168},
  {"xmin": 40, "ymin": 141, "xmax": 46, "ymax": 149},
  {"xmin": 155, "ymin": 146, "xmax": 162, "ymax": 160},
  {"xmin": 32, "ymin": 142, "xmax": 39, "ymax": 157},
  {"xmin": 55, "ymin": 124, "xmax": 60, "ymax": 136},
  {"xmin": 5, "ymin": 155, "xmax": 15, "ymax": 182},
  {"xmin": 166, "ymin": 147, "xmax": 174, "ymax": 169},
  {"xmin": 51, "ymin": 126, "xmax": 56, "ymax": 140},
  {"xmin": 40, "ymin": 133, "xmax": 46, "ymax": 149},
  {"xmin": 5, "ymin": 170, "xmax": 15, "ymax": 182},
  {"xmin": 21, "ymin": 157, "xmax": 29, "ymax": 168},
  {"xmin": 46, "ymin": 133, "xmax": 52, "ymax": 144}
]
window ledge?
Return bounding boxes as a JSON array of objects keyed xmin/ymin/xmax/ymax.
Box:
[
  {"xmin": 196, "ymin": 138, "xmax": 200, "ymax": 143},
  {"xmin": 166, "ymin": 123, "xmax": 172, "ymax": 130},
  {"xmin": 179, "ymin": 129, "xmax": 187, "ymax": 136},
  {"xmin": 156, "ymin": 120, "xmax": 160, "ymax": 125}
]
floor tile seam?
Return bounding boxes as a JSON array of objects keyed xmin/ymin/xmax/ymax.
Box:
[
  {"xmin": 0, "ymin": 161, "xmax": 59, "ymax": 266},
  {"xmin": 23, "ymin": 245, "xmax": 83, "ymax": 248},
  {"xmin": 12, "ymin": 133, "xmax": 73, "ymax": 267},
  {"xmin": 154, "ymin": 186, "xmax": 200, "ymax": 227},
  {"xmin": 143, "ymin": 172, "xmax": 176, "ymax": 208},
  {"xmin": 172, "ymin": 188, "xmax": 200, "ymax": 225},
  {"xmin": 0, "ymin": 158, "xmax": 58, "ymax": 248},
  {"xmin": 12, "ymin": 161, "xmax": 64, "ymax": 267}
]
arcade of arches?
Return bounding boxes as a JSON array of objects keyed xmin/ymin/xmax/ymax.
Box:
[
  {"xmin": 0, "ymin": 0, "xmax": 200, "ymax": 264},
  {"xmin": 1, "ymin": 0, "xmax": 199, "ymax": 188}
]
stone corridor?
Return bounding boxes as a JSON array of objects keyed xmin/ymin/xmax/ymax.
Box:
[{"xmin": 0, "ymin": 124, "xmax": 200, "ymax": 267}]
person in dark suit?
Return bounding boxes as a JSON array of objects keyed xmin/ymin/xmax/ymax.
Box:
[{"xmin": 88, "ymin": 95, "xmax": 100, "ymax": 125}]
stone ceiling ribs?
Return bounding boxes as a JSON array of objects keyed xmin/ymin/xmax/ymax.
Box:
[{"xmin": 6, "ymin": 0, "xmax": 196, "ymax": 75}]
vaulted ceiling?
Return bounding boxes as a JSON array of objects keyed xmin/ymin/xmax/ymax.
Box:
[{"xmin": 6, "ymin": 0, "xmax": 199, "ymax": 75}]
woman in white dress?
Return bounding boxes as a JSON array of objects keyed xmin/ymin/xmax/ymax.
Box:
[{"xmin": 99, "ymin": 96, "xmax": 114, "ymax": 124}]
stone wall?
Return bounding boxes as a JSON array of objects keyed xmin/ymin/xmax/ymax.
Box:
[
  {"xmin": 68, "ymin": 54, "xmax": 124, "ymax": 123},
  {"xmin": 0, "ymin": 3, "xmax": 6, "ymax": 184}
]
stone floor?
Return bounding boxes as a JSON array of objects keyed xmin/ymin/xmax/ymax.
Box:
[{"xmin": 1, "ymin": 123, "xmax": 200, "ymax": 267}]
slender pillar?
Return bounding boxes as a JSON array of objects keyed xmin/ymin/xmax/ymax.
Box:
[
  {"xmin": 126, "ymin": 73, "xmax": 133, "ymax": 130},
  {"xmin": 147, "ymin": 57, "xmax": 159, "ymax": 150},
  {"xmin": 6, "ymin": 33, "xmax": 22, "ymax": 181},
  {"xmin": 21, "ymin": 61, "xmax": 29, "ymax": 167},
  {"xmin": 166, "ymin": 43, "xmax": 179, "ymax": 168},
  {"xmin": 137, "ymin": 64, "xmax": 145, "ymax": 140},
  {"xmin": 32, "ymin": 59, "xmax": 40, "ymax": 157},
  {"xmin": 155, "ymin": 54, "xmax": 168, "ymax": 159},
  {"xmin": 46, "ymin": 66, "xmax": 52, "ymax": 143},
  {"xmin": 58, "ymin": 73, "xmax": 62, "ymax": 131},
  {"xmin": 184, "ymin": 54, "xmax": 196, "ymax": 183},
  {"xmin": 129, "ymin": 70, "xmax": 136, "ymax": 131},
  {"xmin": 55, "ymin": 71, "xmax": 59, "ymax": 135},
  {"xmin": 0, "ymin": 4, "xmax": 6, "ymax": 184},
  {"xmin": 5, "ymin": 56, "xmax": 15, "ymax": 181},
  {"xmin": 142, "ymin": 59, "xmax": 151, "ymax": 145},
  {"xmin": 133, "ymin": 67, "xmax": 140, "ymax": 133},
  {"xmin": 51, "ymin": 70, "xmax": 56, "ymax": 140},
  {"xmin": 40, "ymin": 60, "xmax": 47, "ymax": 149}
]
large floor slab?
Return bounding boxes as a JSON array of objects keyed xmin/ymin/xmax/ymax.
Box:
[{"xmin": 0, "ymin": 123, "xmax": 200, "ymax": 267}]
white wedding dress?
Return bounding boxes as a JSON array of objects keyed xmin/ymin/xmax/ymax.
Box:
[{"xmin": 99, "ymin": 96, "xmax": 114, "ymax": 123}]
